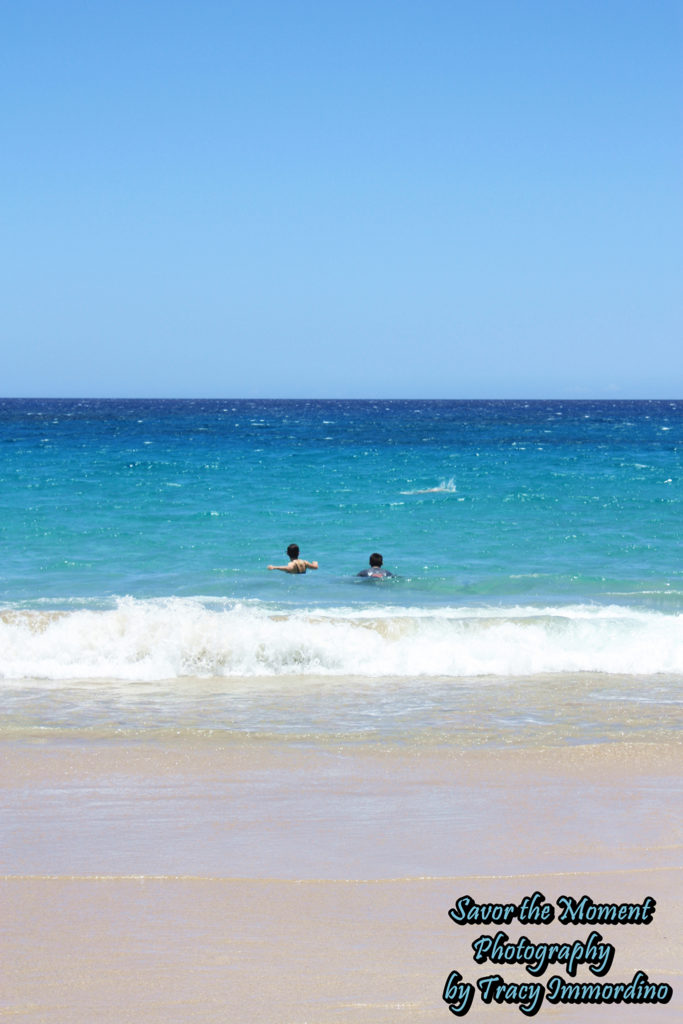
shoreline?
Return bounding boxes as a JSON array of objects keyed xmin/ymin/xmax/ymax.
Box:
[{"xmin": 3, "ymin": 667, "xmax": 682, "ymax": 752}]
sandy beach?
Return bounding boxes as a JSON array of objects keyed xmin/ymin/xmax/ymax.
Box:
[{"xmin": 2, "ymin": 736, "xmax": 680, "ymax": 1022}]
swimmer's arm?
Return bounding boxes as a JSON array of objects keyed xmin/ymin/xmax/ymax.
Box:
[
  {"xmin": 268, "ymin": 564, "xmax": 293, "ymax": 572},
  {"xmin": 304, "ymin": 560, "xmax": 318, "ymax": 570}
]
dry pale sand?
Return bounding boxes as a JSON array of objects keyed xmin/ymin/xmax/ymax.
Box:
[{"xmin": 1, "ymin": 738, "xmax": 681, "ymax": 1022}]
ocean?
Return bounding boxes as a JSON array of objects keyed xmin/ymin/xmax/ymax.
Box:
[{"xmin": 1, "ymin": 398, "xmax": 681, "ymax": 748}]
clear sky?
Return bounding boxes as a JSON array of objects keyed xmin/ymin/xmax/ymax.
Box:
[{"xmin": 2, "ymin": 0, "xmax": 681, "ymax": 398}]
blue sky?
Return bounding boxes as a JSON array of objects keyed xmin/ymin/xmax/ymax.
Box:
[{"xmin": 2, "ymin": 0, "xmax": 681, "ymax": 398}]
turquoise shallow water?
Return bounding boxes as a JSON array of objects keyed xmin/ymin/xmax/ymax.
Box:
[
  {"xmin": 2, "ymin": 398, "xmax": 680, "ymax": 605},
  {"xmin": 1, "ymin": 398, "xmax": 681, "ymax": 744}
]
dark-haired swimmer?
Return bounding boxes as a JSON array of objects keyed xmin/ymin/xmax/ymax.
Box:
[
  {"xmin": 268, "ymin": 543, "xmax": 318, "ymax": 574},
  {"xmin": 357, "ymin": 552, "xmax": 392, "ymax": 578}
]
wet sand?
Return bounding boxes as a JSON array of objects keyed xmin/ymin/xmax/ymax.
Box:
[{"xmin": 1, "ymin": 739, "xmax": 681, "ymax": 1021}]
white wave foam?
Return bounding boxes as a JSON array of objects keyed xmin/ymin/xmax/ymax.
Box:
[
  {"xmin": 1, "ymin": 598, "xmax": 681, "ymax": 681},
  {"xmin": 401, "ymin": 477, "xmax": 456, "ymax": 494}
]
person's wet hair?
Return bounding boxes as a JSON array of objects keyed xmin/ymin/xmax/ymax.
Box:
[
  {"xmin": 369, "ymin": 552, "xmax": 383, "ymax": 567},
  {"xmin": 287, "ymin": 543, "xmax": 300, "ymax": 559}
]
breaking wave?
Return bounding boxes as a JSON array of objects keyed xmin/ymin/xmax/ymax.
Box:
[
  {"xmin": 1, "ymin": 597, "xmax": 681, "ymax": 681},
  {"xmin": 401, "ymin": 477, "xmax": 457, "ymax": 494}
]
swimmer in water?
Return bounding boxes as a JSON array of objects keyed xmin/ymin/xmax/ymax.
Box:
[
  {"xmin": 357, "ymin": 552, "xmax": 393, "ymax": 578},
  {"xmin": 268, "ymin": 543, "xmax": 318, "ymax": 574}
]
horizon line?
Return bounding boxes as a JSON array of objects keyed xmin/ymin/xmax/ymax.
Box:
[{"xmin": 2, "ymin": 395, "xmax": 681, "ymax": 403}]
